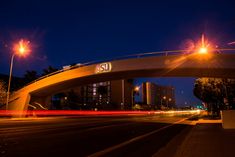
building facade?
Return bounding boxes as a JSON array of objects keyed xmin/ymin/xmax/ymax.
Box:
[
  {"xmin": 142, "ymin": 82, "xmax": 175, "ymax": 109},
  {"xmin": 51, "ymin": 79, "xmax": 133, "ymax": 110}
]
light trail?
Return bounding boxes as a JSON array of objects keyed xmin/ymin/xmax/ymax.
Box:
[{"xmin": 0, "ymin": 110, "xmax": 201, "ymax": 117}]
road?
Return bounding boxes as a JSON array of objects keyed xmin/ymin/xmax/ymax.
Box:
[{"xmin": 0, "ymin": 113, "xmax": 196, "ymax": 157}]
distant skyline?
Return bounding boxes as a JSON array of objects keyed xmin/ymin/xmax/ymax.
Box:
[{"xmin": 0, "ymin": 0, "xmax": 235, "ymax": 106}]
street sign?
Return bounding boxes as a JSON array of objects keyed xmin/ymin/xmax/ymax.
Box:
[{"xmin": 95, "ymin": 62, "xmax": 112, "ymax": 74}]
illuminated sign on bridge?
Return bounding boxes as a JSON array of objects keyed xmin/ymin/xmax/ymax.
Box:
[{"xmin": 95, "ymin": 62, "xmax": 112, "ymax": 73}]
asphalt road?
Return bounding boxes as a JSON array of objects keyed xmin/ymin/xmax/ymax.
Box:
[{"xmin": 0, "ymin": 114, "xmax": 195, "ymax": 157}]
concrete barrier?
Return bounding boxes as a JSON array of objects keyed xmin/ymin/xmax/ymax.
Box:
[{"xmin": 221, "ymin": 110, "xmax": 235, "ymax": 129}]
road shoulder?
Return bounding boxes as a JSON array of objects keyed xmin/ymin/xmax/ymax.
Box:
[
  {"xmin": 154, "ymin": 118, "xmax": 235, "ymax": 157},
  {"xmin": 152, "ymin": 125, "xmax": 193, "ymax": 157}
]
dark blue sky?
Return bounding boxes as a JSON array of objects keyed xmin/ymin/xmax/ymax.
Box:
[{"xmin": 0, "ymin": 0, "xmax": 235, "ymax": 106}]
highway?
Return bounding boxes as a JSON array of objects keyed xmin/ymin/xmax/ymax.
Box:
[{"xmin": 0, "ymin": 113, "xmax": 197, "ymax": 157}]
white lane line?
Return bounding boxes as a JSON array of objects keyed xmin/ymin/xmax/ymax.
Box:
[{"xmin": 88, "ymin": 117, "xmax": 190, "ymax": 157}]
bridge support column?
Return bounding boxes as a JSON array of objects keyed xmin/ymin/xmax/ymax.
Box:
[
  {"xmin": 8, "ymin": 93, "xmax": 31, "ymax": 117},
  {"xmin": 9, "ymin": 93, "xmax": 30, "ymax": 110}
]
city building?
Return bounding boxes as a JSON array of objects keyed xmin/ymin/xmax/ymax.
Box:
[
  {"xmin": 142, "ymin": 82, "xmax": 175, "ymax": 109},
  {"xmin": 51, "ymin": 79, "xmax": 133, "ymax": 110},
  {"xmin": 142, "ymin": 82, "xmax": 158, "ymax": 109}
]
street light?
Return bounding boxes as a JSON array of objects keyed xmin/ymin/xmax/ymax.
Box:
[
  {"xmin": 6, "ymin": 39, "xmax": 31, "ymax": 110},
  {"xmin": 160, "ymin": 96, "xmax": 166, "ymax": 109},
  {"xmin": 132, "ymin": 86, "xmax": 140, "ymax": 110},
  {"xmin": 199, "ymin": 47, "xmax": 208, "ymax": 54},
  {"xmin": 134, "ymin": 86, "xmax": 140, "ymax": 92},
  {"xmin": 167, "ymin": 98, "xmax": 172, "ymax": 109},
  {"xmin": 198, "ymin": 34, "xmax": 209, "ymax": 54}
]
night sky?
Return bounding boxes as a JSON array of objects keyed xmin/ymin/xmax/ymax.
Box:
[{"xmin": 0, "ymin": 0, "xmax": 235, "ymax": 106}]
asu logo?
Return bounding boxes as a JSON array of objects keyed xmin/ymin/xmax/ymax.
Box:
[{"xmin": 95, "ymin": 62, "xmax": 112, "ymax": 73}]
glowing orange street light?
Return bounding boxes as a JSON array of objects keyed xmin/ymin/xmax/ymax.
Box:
[
  {"xmin": 6, "ymin": 39, "xmax": 31, "ymax": 110},
  {"xmin": 13, "ymin": 39, "xmax": 31, "ymax": 56},
  {"xmin": 134, "ymin": 86, "xmax": 140, "ymax": 92},
  {"xmin": 198, "ymin": 34, "xmax": 209, "ymax": 54},
  {"xmin": 199, "ymin": 47, "xmax": 208, "ymax": 54}
]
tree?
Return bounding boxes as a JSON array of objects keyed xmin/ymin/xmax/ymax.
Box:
[
  {"xmin": 23, "ymin": 70, "xmax": 39, "ymax": 84},
  {"xmin": 194, "ymin": 78, "xmax": 235, "ymax": 116},
  {"xmin": 221, "ymin": 79, "xmax": 235, "ymax": 108},
  {"xmin": 42, "ymin": 66, "xmax": 58, "ymax": 76},
  {"xmin": 0, "ymin": 80, "xmax": 7, "ymax": 105}
]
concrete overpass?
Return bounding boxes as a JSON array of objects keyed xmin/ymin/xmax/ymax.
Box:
[{"xmin": 7, "ymin": 53, "xmax": 235, "ymax": 111}]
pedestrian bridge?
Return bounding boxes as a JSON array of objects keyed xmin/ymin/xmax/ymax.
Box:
[{"xmin": 7, "ymin": 53, "xmax": 235, "ymax": 112}]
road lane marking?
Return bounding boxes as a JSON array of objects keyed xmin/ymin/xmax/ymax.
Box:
[{"xmin": 88, "ymin": 116, "xmax": 192, "ymax": 157}]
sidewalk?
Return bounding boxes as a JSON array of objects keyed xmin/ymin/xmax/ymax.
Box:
[{"xmin": 154, "ymin": 119, "xmax": 235, "ymax": 157}]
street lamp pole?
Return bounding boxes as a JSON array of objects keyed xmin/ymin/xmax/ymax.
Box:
[
  {"xmin": 168, "ymin": 98, "xmax": 172, "ymax": 109},
  {"xmin": 166, "ymin": 99, "xmax": 168, "ymax": 109},
  {"xmin": 6, "ymin": 54, "xmax": 15, "ymax": 110},
  {"xmin": 5, "ymin": 39, "xmax": 31, "ymax": 110},
  {"xmin": 163, "ymin": 96, "xmax": 166, "ymax": 109},
  {"xmin": 132, "ymin": 86, "xmax": 139, "ymax": 110}
]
